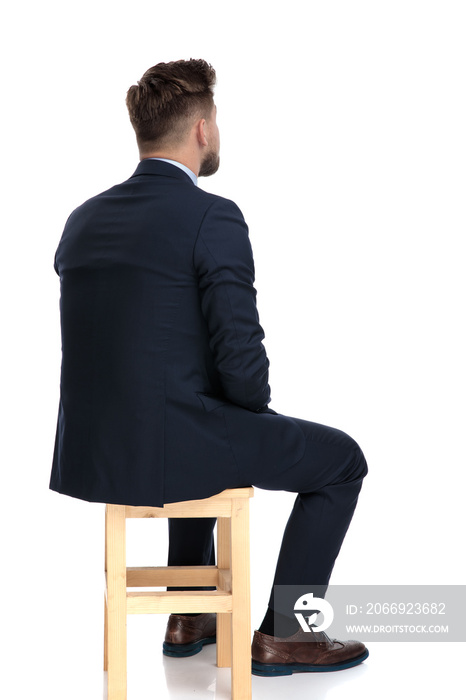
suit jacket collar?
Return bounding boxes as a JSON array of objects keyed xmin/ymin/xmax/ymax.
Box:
[{"xmin": 130, "ymin": 158, "xmax": 195, "ymax": 185}]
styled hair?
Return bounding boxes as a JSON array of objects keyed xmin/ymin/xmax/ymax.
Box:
[{"xmin": 126, "ymin": 59, "xmax": 216, "ymax": 152}]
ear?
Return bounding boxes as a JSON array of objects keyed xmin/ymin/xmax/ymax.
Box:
[{"xmin": 196, "ymin": 118, "xmax": 208, "ymax": 147}]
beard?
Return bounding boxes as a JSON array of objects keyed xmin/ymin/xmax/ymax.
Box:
[{"xmin": 198, "ymin": 149, "xmax": 220, "ymax": 177}]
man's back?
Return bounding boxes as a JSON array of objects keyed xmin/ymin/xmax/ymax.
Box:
[{"xmin": 51, "ymin": 159, "xmax": 303, "ymax": 507}]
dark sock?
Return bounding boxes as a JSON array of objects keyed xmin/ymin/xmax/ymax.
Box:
[{"xmin": 258, "ymin": 607, "xmax": 300, "ymax": 638}]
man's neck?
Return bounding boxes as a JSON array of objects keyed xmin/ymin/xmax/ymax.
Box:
[{"xmin": 141, "ymin": 147, "xmax": 200, "ymax": 178}]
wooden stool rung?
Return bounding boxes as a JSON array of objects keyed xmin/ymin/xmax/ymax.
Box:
[
  {"xmin": 127, "ymin": 590, "xmax": 233, "ymax": 615},
  {"xmin": 126, "ymin": 565, "xmax": 218, "ymax": 587}
]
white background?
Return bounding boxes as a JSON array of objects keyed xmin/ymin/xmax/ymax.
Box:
[{"xmin": 1, "ymin": 1, "xmax": 465, "ymax": 698}]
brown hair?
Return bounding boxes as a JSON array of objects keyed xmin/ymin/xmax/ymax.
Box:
[{"xmin": 126, "ymin": 59, "xmax": 216, "ymax": 152}]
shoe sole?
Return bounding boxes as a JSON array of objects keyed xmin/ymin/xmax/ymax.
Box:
[
  {"xmin": 252, "ymin": 648, "xmax": 369, "ymax": 676},
  {"xmin": 163, "ymin": 636, "xmax": 216, "ymax": 658}
]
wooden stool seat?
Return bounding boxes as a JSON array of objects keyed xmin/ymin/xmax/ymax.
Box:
[{"xmin": 104, "ymin": 487, "xmax": 254, "ymax": 699}]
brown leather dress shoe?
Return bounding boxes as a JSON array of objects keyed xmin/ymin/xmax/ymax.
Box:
[
  {"xmin": 163, "ymin": 613, "xmax": 216, "ymax": 657},
  {"xmin": 251, "ymin": 627, "xmax": 368, "ymax": 676}
]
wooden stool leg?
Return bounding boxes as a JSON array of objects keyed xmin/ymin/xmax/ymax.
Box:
[
  {"xmin": 216, "ymin": 516, "xmax": 232, "ymax": 667},
  {"xmin": 104, "ymin": 506, "xmax": 108, "ymax": 672},
  {"xmin": 230, "ymin": 498, "xmax": 252, "ymax": 700},
  {"xmin": 106, "ymin": 505, "xmax": 127, "ymax": 700}
]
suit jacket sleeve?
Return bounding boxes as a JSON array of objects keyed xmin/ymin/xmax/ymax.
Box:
[{"xmin": 193, "ymin": 198, "xmax": 271, "ymax": 411}]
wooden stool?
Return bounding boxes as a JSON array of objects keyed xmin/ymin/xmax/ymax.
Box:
[{"xmin": 104, "ymin": 487, "xmax": 254, "ymax": 700}]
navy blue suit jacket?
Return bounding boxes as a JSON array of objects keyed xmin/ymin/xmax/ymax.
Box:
[{"xmin": 50, "ymin": 160, "xmax": 304, "ymax": 506}]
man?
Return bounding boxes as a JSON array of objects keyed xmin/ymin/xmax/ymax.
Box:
[{"xmin": 50, "ymin": 59, "xmax": 369, "ymax": 676}]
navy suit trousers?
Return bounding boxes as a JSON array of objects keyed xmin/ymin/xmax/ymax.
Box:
[{"xmin": 167, "ymin": 416, "xmax": 368, "ymax": 618}]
